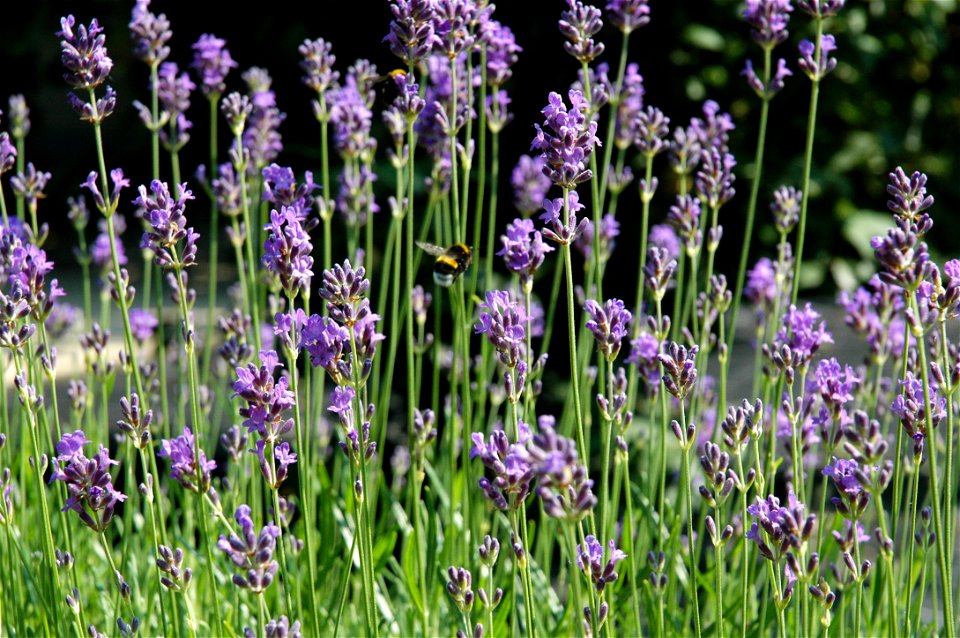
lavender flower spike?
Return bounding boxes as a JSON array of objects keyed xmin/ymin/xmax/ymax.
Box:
[
  {"xmin": 158, "ymin": 426, "xmax": 217, "ymax": 495},
  {"xmin": 584, "ymin": 298, "xmax": 632, "ymax": 361},
  {"xmin": 531, "ymin": 90, "xmax": 600, "ymax": 189},
  {"xmin": 262, "ymin": 206, "xmax": 314, "ymax": 297},
  {"xmin": 191, "ymin": 34, "xmax": 237, "ymax": 97},
  {"xmin": 129, "ymin": 0, "xmax": 172, "ymax": 67},
  {"xmin": 606, "ymin": 0, "xmax": 651, "ymax": 34},
  {"xmin": 137, "ymin": 180, "xmax": 200, "ymax": 271},
  {"xmin": 559, "ymin": 0, "xmax": 605, "ymax": 64},
  {"xmin": 577, "ymin": 535, "xmax": 627, "ymax": 592},
  {"xmin": 58, "ymin": 16, "xmax": 113, "ymax": 90},
  {"xmin": 50, "ymin": 431, "xmax": 127, "ymax": 532},
  {"xmin": 217, "ymin": 504, "xmax": 281, "ymax": 593}
]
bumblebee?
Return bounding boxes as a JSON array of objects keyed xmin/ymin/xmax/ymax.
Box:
[{"xmin": 417, "ymin": 241, "xmax": 473, "ymax": 288}]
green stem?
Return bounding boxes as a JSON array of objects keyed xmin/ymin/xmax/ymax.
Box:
[{"xmin": 791, "ymin": 19, "xmax": 824, "ymax": 306}]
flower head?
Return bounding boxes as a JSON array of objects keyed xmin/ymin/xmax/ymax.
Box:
[
  {"xmin": 798, "ymin": 34, "xmax": 838, "ymax": 82},
  {"xmin": 531, "ymin": 90, "xmax": 600, "ymax": 189},
  {"xmin": 299, "ymin": 37, "xmax": 340, "ymax": 94},
  {"xmin": 49, "ymin": 431, "xmax": 126, "ymax": 532},
  {"xmin": 385, "ymin": 0, "xmax": 439, "ymax": 66},
  {"xmin": 743, "ymin": 0, "xmax": 793, "ymax": 48},
  {"xmin": 584, "ymin": 298, "xmax": 632, "ymax": 361},
  {"xmin": 233, "ymin": 350, "xmax": 295, "ymax": 442},
  {"xmin": 577, "ymin": 535, "xmax": 627, "ymax": 592},
  {"xmin": 559, "ymin": 0, "xmax": 605, "ymax": 64},
  {"xmin": 606, "ymin": 0, "xmax": 651, "ymax": 34},
  {"xmin": 129, "ymin": 0, "xmax": 171, "ymax": 66},
  {"xmin": 262, "ymin": 207, "xmax": 314, "ymax": 297},
  {"xmin": 158, "ymin": 426, "xmax": 217, "ymax": 495},
  {"xmin": 217, "ymin": 505, "xmax": 280, "ymax": 593},
  {"xmin": 512, "ymin": 155, "xmax": 553, "ymax": 217},
  {"xmin": 137, "ymin": 180, "xmax": 199, "ymax": 270},
  {"xmin": 499, "ymin": 218, "xmax": 554, "ymax": 285},
  {"xmin": 58, "ymin": 16, "xmax": 113, "ymax": 90},
  {"xmin": 471, "ymin": 423, "xmax": 533, "ymax": 511},
  {"xmin": 475, "ymin": 290, "xmax": 528, "ymax": 369},
  {"xmin": 191, "ymin": 34, "xmax": 237, "ymax": 97}
]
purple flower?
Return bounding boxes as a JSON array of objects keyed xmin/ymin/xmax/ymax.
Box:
[
  {"xmin": 498, "ymin": 218, "xmax": 554, "ymax": 285},
  {"xmin": 634, "ymin": 105, "xmax": 670, "ymax": 157},
  {"xmin": 217, "ymin": 504, "xmax": 280, "ymax": 594},
  {"xmin": 213, "ymin": 163, "xmax": 243, "ymax": 218},
  {"xmin": 337, "ymin": 164, "xmax": 379, "ymax": 229},
  {"xmin": 262, "ymin": 207, "xmax": 314, "ymax": 297},
  {"xmin": 649, "ymin": 224, "xmax": 681, "ymax": 261},
  {"xmin": 745, "ymin": 491, "xmax": 815, "ymax": 560},
  {"xmin": 658, "ymin": 342, "xmax": 698, "ymax": 400},
  {"xmin": 627, "ymin": 330, "xmax": 661, "ymax": 390},
  {"xmin": 886, "ymin": 167, "xmax": 934, "ymax": 223},
  {"xmin": 690, "ymin": 100, "xmax": 735, "ymax": 154},
  {"xmin": 233, "ymin": 350, "xmax": 295, "ymax": 442},
  {"xmin": 262, "ymin": 165, "xmax": 319, "ymax": 222},
  {"xmin": 433, "ymin": 0, "xmax": 480, "ymax": 60},
  {"xmin": 809, "ymin": 358, "xmax": 859, "ymax": 417},
  {"xmin": 531, "ymin": 90, "xmax": 600, "ymax": 190},
  {"xmin": 475, "ymin": 290, "xmax": 528, "ymax": 369},
  {"xmin": 511, "ymin": 155, "xmax": 552, "ymax": 217},
  {"xmin": 299, "ymin": 38, "xmax": 340, "ymax": 94},
  {"xmin": 385, "ymin": 0, "xmax": 439, "ymax": 66},
  {"xmin": 798, "ymin": 34, "xmax": 838, "ymax": 82},
  {"xmin": 525, "ymin": 423, "xmax": 596, "ymax": 521},
  {"xmin": 470, "ymin": 423, "xmax": 533, "ymax": 511},
  {"xmin": 328, "ymin": 385, "xmax": 356, "ymax": 428},
  {"xmin": 695, "ymin": 148, "xmax": 737, "ymax": 209},
  {"xmin": 613, "ymin": 64, "xmax": 645, "ymax": 150},
  {"xmin": 129, "ymin": 308, "xmax": 158, "ymax": 342},
  {"xmin": 10, "ymin": 163, "xmax": 52, "ymax": 209},
  {"xmin": 329, "ymin": 77, "xmax": 374, "ymax": 160},
  {"xmin": 50, "ymin": 430, "xmax": 126, "ymax": 532},
  {"xmin": 606, "ymin": 0, "xmax": 651, "ymax": 33},
  {"xmin": 137, "ymin": 180, "xmax": 200, "ymax": 270},
  {"xmin": 273, "ymin": 309, "xmax": 307, "ymax": 354},
  {"xmin": 891, "ymin": 371, "xmax": 946, "ymax": 456},
  {"xmin": 191, "ymin": 34, "xmax": 237, "ymax": 97},
  {"xmin": 743, "ymin": 0, "xmax": 793, "ymax": 48},
  {"xmin": 251, "ymin": 440, "xmax": 297, "ymax": 490},
  {"xmin": 58, "ymin": 16, "xmax": 113, "ymax": 91},
  {"xmin": 158, "ymin": 426, "xmax": 217, "ymax": 495},
  {"xmin": 559, "ymin": 0, "xmax": 605, "ymax": 63},
  {"xmin": 242, "ymin": 68, "xmax": 285, "ymax": 170},
  {"xmin": 90, "ymin": 232, "xmax": 118, "ymax": 268},
  {"xmin": 575, "ymin": 213, "xmax": 619, "ymax": 262},
  {"xmin": 540, "ymin": 190, "xmax": 590, "ymax": 246},
  {"xmin": 584, "ymin": 298, "xmax": 632, "ymax": 361},
  {"xmin": 0, "ymin": 132, "xmax": 16, "ymax": 176},
  {"xmin": 742, "ymin": 57, "xmax": 793, "ymax": 99},
  {"xmin": 822, "ymin": 456, "xmax": 870, "ymax": 519},
  {"xmin": 577, "ymin": 535, "xmax": 627, "ymax": 592},
  {"xmin": 485, "ymin": 20, "xmax": 522, "ymax": 87},
  {"xmin": 319, "ymin": 260, "xmax": 372, "ymax": 326},
  {"xmin": 157, "ymin": 62, "xmax": 195, "ymax": 117},
  {"xmin": 822, "ymin": 456, "xmax": 861, "ymax": 496},
  {"xmin": 774, "ymin": 303, "xmax": 833, "ymax": 368},
  {"xmin": 129, "ymin": 0, "xmax": 171, "ymax": 66},
  {"xmin": 667, "ymin": 194, "xmax": 702, "ymax": 253},
  {"xmin": 302, "ymin": 314, "xmax": 349, "ymax": 379}
]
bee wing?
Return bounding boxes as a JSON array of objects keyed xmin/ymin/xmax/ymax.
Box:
[{"xmin": 415, "ymin": 241, "xmax": 446, "ymax": 257}]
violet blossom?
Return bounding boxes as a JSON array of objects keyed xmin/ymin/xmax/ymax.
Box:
[
  {"xmin": 158, "ymin": 426, "xmax": 217, "ymax": 495},
  {"xmin": 217, "ymin": 504, "xmax": 280, "ymax": 594},
  {"xmin": 577, "ymin": 535, "xmax": 627, "ymax": 592},
  {"xmin": 584, "ymin": 298, "xmax": 631, "ymax": 361},
  {"xmin": 531, "ymin": 90, "xmax": 600, "ymax": 189},
  {"xmin": 49, "ymin": 430, "xmax": 126, "ymax": 532}
]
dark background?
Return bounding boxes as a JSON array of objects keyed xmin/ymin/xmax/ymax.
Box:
[{"xmin": 2, "ymin": 0, "xmax": 959, "ymax": 305}]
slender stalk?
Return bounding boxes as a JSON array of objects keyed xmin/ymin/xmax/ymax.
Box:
[
  {"xmin": 202, "ymin": 95, "xmax": 222, "ymax": 384},
  {"xmin": 678, "ymin": 403, "xmax": 702, "ymax": 638},
  {"xmin": 283, "ymin": 295, "xmax": 321, "ymax": 636},
  {"xmin": 727, "ymin": 47, "xmax": 772, "ymax": 366},
  {"xmin": 915, "ymin": 310, "xmax": 955, "ymax": 637},
  {"xmin": 791, "ymin": 19, "xmax": 824, "ymax": 306}
]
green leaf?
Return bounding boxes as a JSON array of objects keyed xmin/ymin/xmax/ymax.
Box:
[
  {"xmin": 842, "ymin": 209, "xmax": 892, "ymax": 260},
  {"xmin": 682, "ymin": 24, "xmax": 726, "ymax": 52}
]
